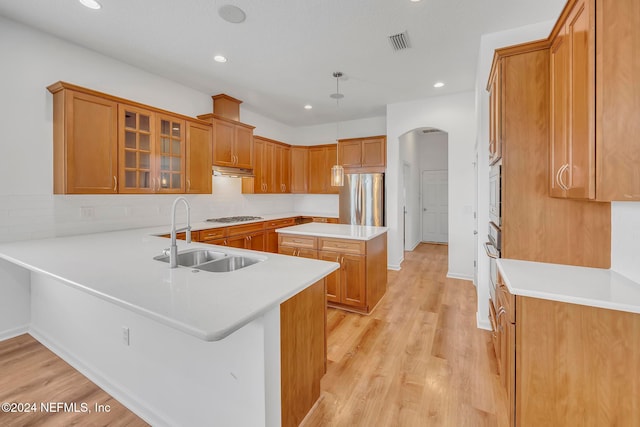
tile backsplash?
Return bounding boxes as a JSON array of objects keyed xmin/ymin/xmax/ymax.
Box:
[{"xmin": 0, "ymin": 178, "xmax": 338, "ymax": 243}]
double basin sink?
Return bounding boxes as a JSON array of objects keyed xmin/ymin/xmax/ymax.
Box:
[{"xmin": 154, "ymin": 249, "xmax": 263, "ymax": 273}]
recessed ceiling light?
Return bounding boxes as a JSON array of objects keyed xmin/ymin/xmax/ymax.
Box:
[
  {"xmin": 434, "ymin": 82, "xmax": 445, "ymax": 88},
  {"xmin": 214, "ymin": 55, "xmax": 228, "ymax": 63},
  {"xmin": 410, "ymin": 0, "xmax": 422, "ymax": 2},
  {"xmin": 219, "ymin": 5, "xmax": 246, "ymax": 24},
  {"xmin": 79, "ymin": 0, "xmax": 101, "ymax": 10},
  {"xmin": 304, "ymin": 105, "xmax": 313, "ymax": 110}
]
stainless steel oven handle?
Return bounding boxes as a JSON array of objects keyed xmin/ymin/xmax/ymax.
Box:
[{"xmin": 484, "ymin": 242, "xmax": 499, "ymax": 259}]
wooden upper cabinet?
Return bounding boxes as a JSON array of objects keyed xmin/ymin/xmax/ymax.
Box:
[
  {"xmin": 186, "ymin": 120, "xmax": 212, "ymax": 194},
  {"xmin": 548, "ymin": 0, "xmax": 640, "ymax": 201},
  {"xmin": 209, "ymin": 116, "xmax": 254, "ymax": 169},
  {"xmin": 309, "ymin": 145, "xmax": 338, "ymax": 194},
  {"xmin": 48, "ymin": 82, "xmax": 213, "ymax": 195},
  {"xmin": 48, "ymin": 86, "xmax": 118, "ymax": 194},
  {"xmin": 212, "ymin": 119, "xmax": 235, "ymax": 167},
  {"xmin": 119, "ymin": 105, "xmax": 156, "ymax": 193},
  {"xmin": 550, "ymin": 28, "xmax": 569, "ymax": 198},
  {"xmin": 549, "ymin": 0, "xmax": 595, "ymax": 200},
  {"xmin": 290, "ymin": 147, "xmax": 309, "ymax": 193},
  {"xmin": 339, "ymin": 140, "xmax": 362, "ymax": 167},
  {"xmin": 488, "ymin": 62, "xmax": 503, "ymax": 165},
  {"xmin": 595, "ymin": 0, "xmax": 640, "ymax": 200},
  {"xmin": 234, "ymin": 125, "xmax": 254, "ymax": 169},
  {"xmin": 338, "ymin": 136, "xmax": 386, "ymax": 172},
  {"xmin": 325, "ymin": 145, "xmax": 339, "ymax": 194},
  {"xmin": 275, "ymin": 145, "xmax": 291, "ymax": 193},
  {"xmin": 155, "ymin": 114, "xmax": 186, "ymax": 193}
]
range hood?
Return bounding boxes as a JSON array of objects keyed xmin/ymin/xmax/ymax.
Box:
[{"xmin": 212, "ymin": 165, "xmax": 254, "ymax": 178}]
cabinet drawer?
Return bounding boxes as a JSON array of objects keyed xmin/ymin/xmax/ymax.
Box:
[
  {"xmin": 279, "ymin": 234, "xmax": 317, "ymax": 249},
  {"xmin": 318, "ymin": 238, "xmax": 365, "ymax": 255},
  {"xmin": 265, "ymin": 217, "xmax": 297, "ymax": 229},
  {"xmin": 198, "ymin": 228, "xmax": 227, "ymax": 242},
  {"xmin": 226, "ymin": 222, "xmax": 265, "ymax": 236}
]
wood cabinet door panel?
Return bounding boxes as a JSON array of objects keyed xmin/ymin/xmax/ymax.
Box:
[
  {"xmin": 290, "ymin": 147, "xmax": 308, "ymax": 193},
  {"xmin": 264, "ymin": 141, "xmax": 275, "ymax": 192},
  {"xmin": 226, "ymin": 235, "xmax": 246, "ymax": 248},
  {"xmin": 234, "ymin": 126, "xmax": 254, "ymax": 169},
  {"xmin": 339, "ymin": 140, "xmax": 362, "ymax": 167},
  {"xmin": 361, "ymin": 138, "xmax": 386, "ymax": 167},
  {"xmin": 325, "ymin": 145, "xmax": 339, "ymax": 194},
  {"xmin": 308, "ymin": 147, "xmax": 326, "ymax": 193},
  {"xmin": 156, "ymin": 114, "xmax": 185, "ymax": 193},
  {"xmin": 213, "ymin": 120, "xmax": 235, "ymax": 166},
  {"xmin": 566, "ymin": 0, "xmax": 595, "ymax": 199},
  {"xmin": 319, "ymin": 251, "xmax": 341, "ymax": 303},
  {"xmin": 318, "ymin": 238, "xmax": 365, "ymax": 255},
  {"xmin": 63, "ymin": 91, "xmax": 118, "ymax": 194},
  {"xmin": 550, "ymin": 31, "xmax": 569, "ymax": 198},
  {"xmin": 246, "ymin": 231, "xmax": 265, "ymax": 251},
  {"xmin": 119, "ymin": 105, "xmax": 155, "ymax": 193},
  {"xmin": 186, "ymin": 121, "xmax": 212, "ymax": 194},
  {"xmin": 341, "ymin": 254, "xmax": 366, "ymax": 308}
]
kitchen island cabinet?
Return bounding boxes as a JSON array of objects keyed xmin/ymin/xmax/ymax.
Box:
[
  {"xmin": 277, "ymin": 223, "xmax": 387, "ymax": 314},
  {"xmin": 496, "ymin": 258, "xmax": 640, "ymax": 426},
  {"xmin": 0, "ymin": 227, "xmax": 338, "ymax": 427}
]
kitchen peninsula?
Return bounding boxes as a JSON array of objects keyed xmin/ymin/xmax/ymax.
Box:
[
  {"xmin": 0, "ymin": 225, "xmax": 339, "ymax": 427},
  {"xmin": 277, "ymin": 223, "xmax": 388, "ymax": 314}
]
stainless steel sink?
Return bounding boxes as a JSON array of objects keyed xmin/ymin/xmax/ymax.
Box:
[
  {"xmin": 154, "ymin": 249, "xmax": 227, "ymax": 267},
  {"xmin": 154, "ymin": 249, "xmax": 263, "ymax": 272},
  {"xmin": 194, "ymin": 256, "xmax": 262, "ymax": 272}
]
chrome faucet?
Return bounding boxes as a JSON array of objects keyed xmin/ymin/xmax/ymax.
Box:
[{"xmin": 169, "ymin": 196, "xmax": 192, "ymax": 268}]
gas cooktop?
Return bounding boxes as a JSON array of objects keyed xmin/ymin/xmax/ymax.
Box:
[{"xmin": 205, "ymin": 216, "xmax": 263, "ymax": 223}]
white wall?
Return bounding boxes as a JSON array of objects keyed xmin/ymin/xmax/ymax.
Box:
[
  {"xmin": 290, "ymin": 116, "xmax": 386, "ymax": 146},
  {"xmin": 399, "ymin": 132, "xmax": 419, "ymax": 250},
  {"xmin": 611, "ymin": 202, "xmax": 640, "ymax": 283},
  {"xmin": 473, "ymin": 21, "xmax": 557, "ymax": 329},
  {"xmin": 419, "ymin": 132, "xmax": 448, "ymax": 170},
  {"xmin": 387, "ymin": 92, "xmax": 476, "ymax": 275}
]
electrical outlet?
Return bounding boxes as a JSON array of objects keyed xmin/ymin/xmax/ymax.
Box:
[
  {"xmin": 80, "ymin": 206, "xmax": 95, "ymax": 218},
  {"xmin": 122, "ymin": 327, "xmax": 130, "ymax": 346}
]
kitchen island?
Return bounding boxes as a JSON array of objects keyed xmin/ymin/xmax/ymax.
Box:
[
  {"xmin": 0, "ymin": 226, "xmax": 339, "ymax": 427},
  {"xmin": 277, "ymin": 223, "xmax": 388, "ymax": 314}
]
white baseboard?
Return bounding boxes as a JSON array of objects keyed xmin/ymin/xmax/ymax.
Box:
[
  {"xmin": 476, "ymin": 312, "xmax": 491, "ymax": 331},
  {"xmin": 28, "ymin": 327, "xmax": 164, "ymax": 427},
  {"xmin": 388, "ymin": 264, "xmax": 401, "ymax": 271},
  {"xmin": 405, "ymin": 241, "xmax": 420, "ymax": 252},
  {"xmin": 446, "ymin": 271, "xmax": 474, "ymax": 281},
  {"xmin": 0, "ymin": 325, "xmax": 29, "ymax": 342}
]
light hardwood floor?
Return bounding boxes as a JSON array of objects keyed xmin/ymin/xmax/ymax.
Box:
[
  {"xmin": 0, "ymin": 243, "xmax": 507, "ymax": 426},
  {"xmin": 0, "ymin": 334, "xmax": 148, "ymax": 426},
  {"xmin": 302, "ymin": 243, "xmax": 509, "ymax": 427}
]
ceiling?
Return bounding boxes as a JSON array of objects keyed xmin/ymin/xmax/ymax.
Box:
[{"xmin": 0, "ymin": 0, "xmax": 565, "ymax": 127}]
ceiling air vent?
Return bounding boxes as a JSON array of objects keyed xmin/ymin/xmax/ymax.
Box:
[{"xmin": 388, "ymin": 31, "xmax": 411, "ymax": 51}]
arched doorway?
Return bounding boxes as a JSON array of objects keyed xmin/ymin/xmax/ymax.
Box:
[{"xmin": 399, "ymin": 127, "xmax": 449, "ymax": 251}]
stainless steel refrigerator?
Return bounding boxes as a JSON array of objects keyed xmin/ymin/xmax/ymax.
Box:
[{"xmin": 339, "ymin": 173, "xmax": 385, "ymax": 226}]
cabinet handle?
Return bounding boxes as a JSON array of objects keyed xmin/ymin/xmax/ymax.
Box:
[
  {"xmin": 113, "ymin": 176, "xmax": 117, "ymax": 192},
  {"xmin": 157, "ymin": 177, "xmax": 162, "ymax": 191},
  {"xmin": 295, "ymin": 248, "xmax": 299, "ymax": 256},
  {"xmin": 187, "ymin": 179, "xmax": 191, "ymax": 192},
  {"xmin": 558, "ymin": 163, "xmax": 569, "ymax": 191}
]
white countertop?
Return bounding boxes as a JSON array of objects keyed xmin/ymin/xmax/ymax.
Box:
[
  {"xmin": 497, "ymin": 258, "xmax": 640, "ymax": 314},
  {"xmin": 275, "ymin": 223, "xmax": 388, "ymax": 241},
  {"xmin": 0, "ymin": 227, "xmax": 339, "ymax": 341}
]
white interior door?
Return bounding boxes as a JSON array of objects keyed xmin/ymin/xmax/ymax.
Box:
[{"xmin": 421, "ymin": 170, "xmax": 448, "ymax": 243}]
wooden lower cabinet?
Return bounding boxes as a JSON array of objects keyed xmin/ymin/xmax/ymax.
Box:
[
  {"xmin": 264, "ymin": 217, "xmax": 297, "ymax": 253},
  {"xmin": 280, "ymin": 279, "xmax": 326, "ymax": 427},
  {"xmin": 278, "ymin": 232, "xmax": 387, "ymax": 314},
  {"xmin": 494, "ymin": 272, "xmax": 640, "ymax": 426}
]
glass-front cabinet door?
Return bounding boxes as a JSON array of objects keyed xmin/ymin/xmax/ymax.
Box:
[
  {"xmin": 119, "ymin": 106, "xmax": 155, "ymax": 193},
  {"xmin": 157, "ymin": 115, "xmax": 185, "ymax": 193}
]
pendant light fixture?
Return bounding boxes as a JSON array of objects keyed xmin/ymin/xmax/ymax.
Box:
[{"xmin": 330, "ymin": 71, "xmax": 344, "ymax": 187}]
